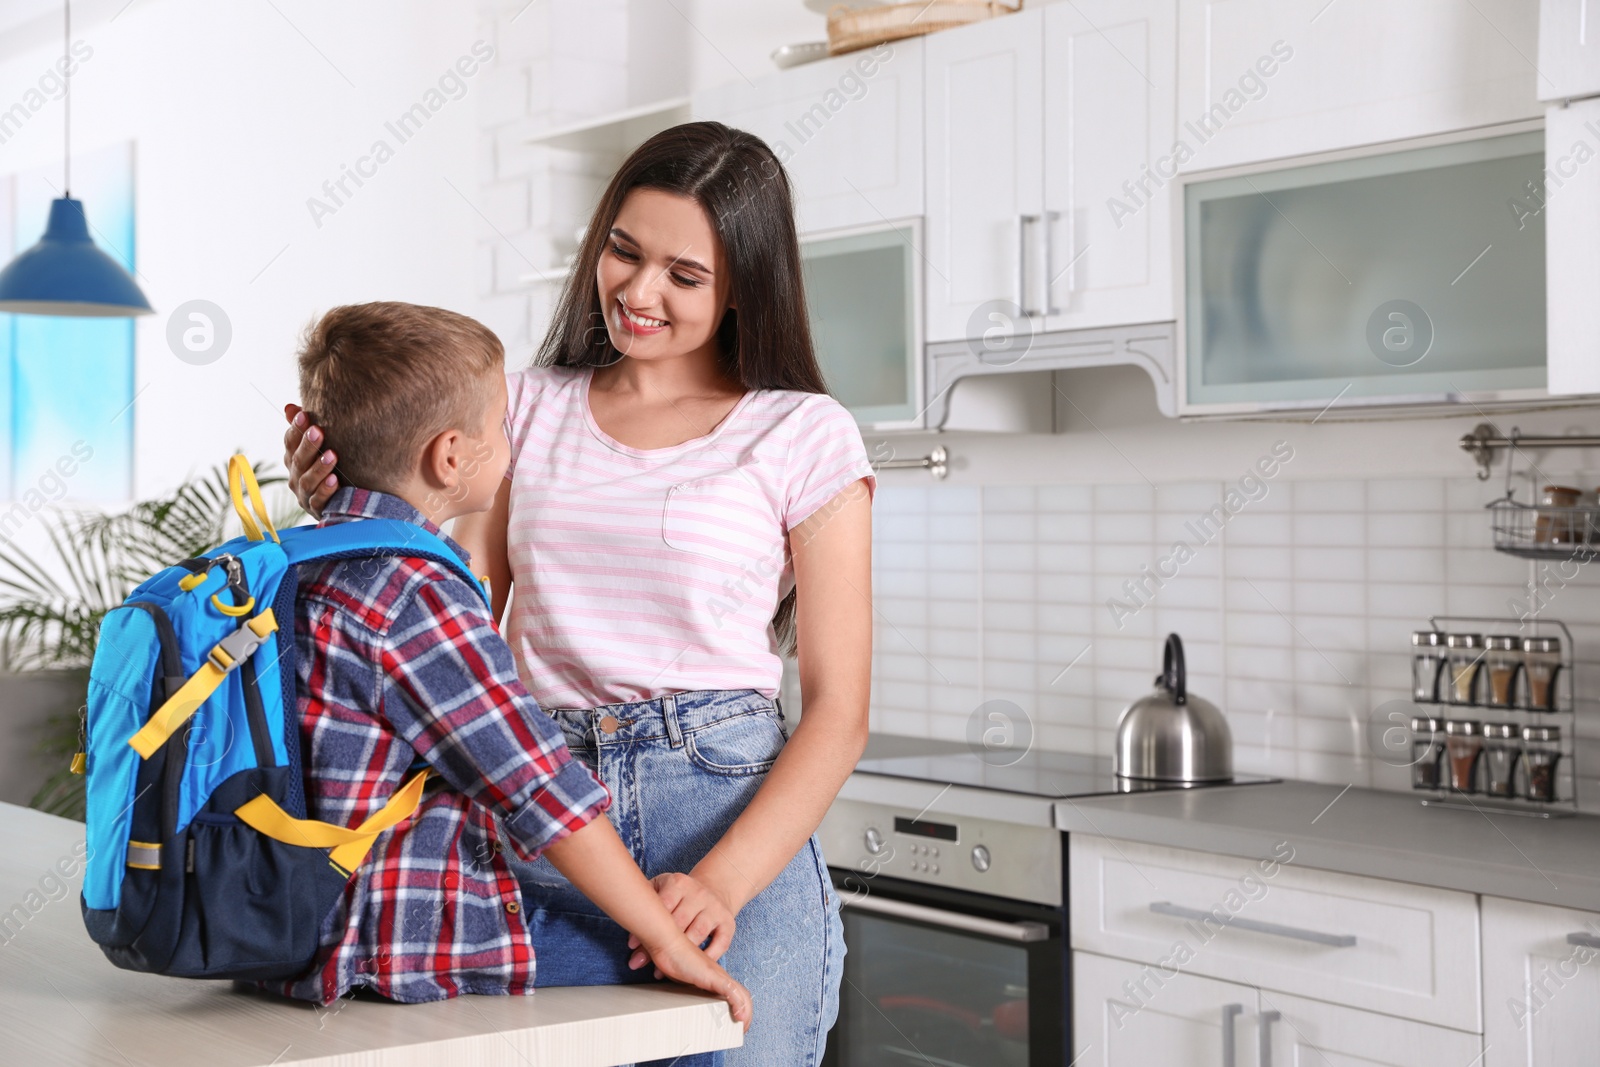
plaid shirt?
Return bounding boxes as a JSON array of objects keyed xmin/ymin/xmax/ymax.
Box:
[{"xmin": 253, "ymin": 486, "xmax": 611, "ymax": 1006}]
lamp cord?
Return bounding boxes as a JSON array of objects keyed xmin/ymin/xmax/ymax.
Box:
[{"xmin": 63, "ymin": 0, "xmax": 70, "ymax": 196}]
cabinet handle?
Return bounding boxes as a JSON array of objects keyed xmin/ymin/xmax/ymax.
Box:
[
  {"xmin": 1017, "ymin": 213, "xmax": 1040, "ymax": 317},
  {"xmin": 1043, "ymin": 210, "xmax": 1062, "ymax": 315},
  {"xmin": 1259, "ymin": 1009, "xmax": 1280, "ymax": 1067},
  {"xmin": 1149, "ymin": 901, "xmax": 1358, "ymax": 948},
  {"xmin": 1220, "ymin": 1003, "xmax": 1242, "ymax": 1067},
  {"xmin": 1567, "ymin": 932, "xmax": 1600, "ymax": 949}
]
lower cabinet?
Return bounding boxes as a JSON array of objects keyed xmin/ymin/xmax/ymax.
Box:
[
  {"xmin": 1482, "ymin": 896, "xmax": 1600, "ymax": 1067},
  {"xmin": 1074, "ymin": 951, "xmax": 1262, "ymax": 1066},
  {"xmin": 1260, "ymin": 992, "xmax": 1483, "ymax": 1066},
  {"xmin": 1073, "ymin": 952, "xmax": 1483, "ymax": 1067}
]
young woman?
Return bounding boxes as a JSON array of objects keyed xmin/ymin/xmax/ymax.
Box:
[{"xmin": 283, "ymin": 121, "xmax": 873, "ymax": 1067}]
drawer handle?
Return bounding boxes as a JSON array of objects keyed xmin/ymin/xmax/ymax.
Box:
[
  {"xmin": 1221, "ymin": 1003, "xmax": 1242, "ymax": 1067},
  {"xmin": 1567, "ymin": 932, "xmax": 1600, "ymax": 950},
  {"xmin": 1259, "ymin": 1009, "xmax": 1280, "ymax": 1067},
  {"xmin": 1149, "ymin": 901, "xmax": 1358, "ymax": 948}
]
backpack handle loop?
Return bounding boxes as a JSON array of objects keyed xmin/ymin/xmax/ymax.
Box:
[{"xmin": 228, "ymin": 454, "xmax": 280, "ymax": 544}]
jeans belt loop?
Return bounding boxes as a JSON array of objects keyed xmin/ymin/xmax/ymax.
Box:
[{"xmin": 662, "ymin": 692, "xmax": 685, "ymax": 749}]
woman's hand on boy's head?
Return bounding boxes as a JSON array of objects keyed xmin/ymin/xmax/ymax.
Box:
[
  {"xmin": 626, "ymin": 871, "xmax": 737, "ymax": 973},
  {"xmin": 283, "ymin": 403, "xmax": 341, "ymax": 520}
]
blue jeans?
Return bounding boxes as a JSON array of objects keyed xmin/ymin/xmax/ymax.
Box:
[{"xmin": 507, "ymin": 688, "xmax": 846, "ymax": 1067}]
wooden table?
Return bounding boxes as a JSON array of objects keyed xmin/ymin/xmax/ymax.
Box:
[{"xmin": 0, "ymin": 803, "xmax": 742, "ymax": 1066}]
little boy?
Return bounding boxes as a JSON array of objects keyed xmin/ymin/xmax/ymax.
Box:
[{"xmin": 256, "ymin": 301, "xmax": 749, "ymax": 1023}]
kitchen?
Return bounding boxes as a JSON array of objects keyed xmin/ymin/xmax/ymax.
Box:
[{"xmin": 0, "ymin": 0, "xmax": 1594, "ymax": 1065}]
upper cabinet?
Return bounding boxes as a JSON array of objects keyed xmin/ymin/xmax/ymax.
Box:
[
  {"xmin": 1538, "ymin": 0, "xmax": 1600, "ymax": 101},
  {"xmin": 1175, "ymin": 0, "xmax": 1543, "ymax": 172},
  {"xmin": 1042, "ymin": 1, "xmax": 1179, "ymax": 333},
  {"xmin": 924, "ymin": 1, "xmax": 1178, "ymax": 344},
  {"xmin": 690, "ymin": 40, "xmax": 924, "ymax": 234},
  {"xmin": 1545, "ymin": 97, "xmax": 1600, "ymax": 397}
]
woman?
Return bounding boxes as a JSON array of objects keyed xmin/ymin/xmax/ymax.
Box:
[{"xmin": 283, "ymin": 121, "xmax": 873, "ymax": 1067}]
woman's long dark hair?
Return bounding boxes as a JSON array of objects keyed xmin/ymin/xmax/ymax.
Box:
[{"xmin": 535, "ymin": 120, "xmax": 831, "ymax": 659}]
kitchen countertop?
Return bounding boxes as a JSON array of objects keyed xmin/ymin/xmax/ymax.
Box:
[
  {"xmin": 0, "ymin": 802, "xmax": 741, "ymax": 1067},
  {"xmin": 1055, "ymin": 778, "xmax": 1600, "ymax": 912},
  {"xmin": 848, "ymin": 734, "xmax": 1600, "ymax": 911}
]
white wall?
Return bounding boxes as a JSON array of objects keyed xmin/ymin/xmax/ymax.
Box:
[{"xmin": 0, "ymin": 0, "xmax": 483, "ymax": 505}]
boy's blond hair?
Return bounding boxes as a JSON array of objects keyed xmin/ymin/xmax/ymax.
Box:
[{"xmin": 297, "ymin": 302, "xmax": 503, "ymax": 495}]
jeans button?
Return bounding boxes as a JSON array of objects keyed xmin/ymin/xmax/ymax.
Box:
[{"xmin": 598, "ymin": 715, "xmax": 620, "ymax": 734}]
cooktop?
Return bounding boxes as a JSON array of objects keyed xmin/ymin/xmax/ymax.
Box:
[{"xmin": 853, "ymin": 748, "xmax": 1278, "ymax": 799}]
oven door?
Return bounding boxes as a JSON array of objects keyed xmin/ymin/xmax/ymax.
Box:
[{"xmin": 823, "ymin": 872, "xmax": 1066, "ymax": 1067}]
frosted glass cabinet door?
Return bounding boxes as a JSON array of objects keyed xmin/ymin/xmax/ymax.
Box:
[
  {"xmin": 801, "ymin": 221, "xmax": 922, "ymax": 428},
  {"xmin": 1182, "ymin": 129, "xmax": 1547, "ymax": 412}
]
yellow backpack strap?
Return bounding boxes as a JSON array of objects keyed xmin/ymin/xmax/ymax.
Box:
[
  {"xmin": 234, "ymin": 769, "xmax": 432, "ymax": 875},
  {"xmin": 228, "ymin": 454, "xmax": 280, "ymax": 544},
  {"xmin": 127, "ymin": 610, "xmax": 278, "ymax": 758}
]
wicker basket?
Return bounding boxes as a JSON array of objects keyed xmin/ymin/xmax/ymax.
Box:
[{"xmin": 826, "ymin": 0, "xmax": 1023, "ymax": 57}]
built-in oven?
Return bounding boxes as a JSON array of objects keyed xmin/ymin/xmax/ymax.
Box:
[
  {"xmin": 819, "ymin": 799, "xmax": 1067, "ymax": 1067},
  {"xmin": 818, "ymin": 750, "xmax": 1277, "ymax": 1065}
]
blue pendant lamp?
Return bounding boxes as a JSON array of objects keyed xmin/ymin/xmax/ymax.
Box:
[{"xmin": 0, "ymin": 0, "xmax": 153, "ymax": 317}]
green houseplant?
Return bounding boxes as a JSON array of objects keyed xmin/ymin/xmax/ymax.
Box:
[{"xmin": 0, "ymin": 459, "xmax": 302, "ymax": 820}]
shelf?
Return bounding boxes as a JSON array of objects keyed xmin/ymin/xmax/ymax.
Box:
[{"xmin": 526, "ymin": 96, "xmax": 692, "ymax": 154}]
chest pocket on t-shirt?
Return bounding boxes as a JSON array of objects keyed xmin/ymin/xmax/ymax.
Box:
[{"xmin": 661, "ymin": 471, "xmax": 777, "ymax": 564}]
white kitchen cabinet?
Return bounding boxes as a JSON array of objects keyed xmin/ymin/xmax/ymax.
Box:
[
  {"xmin": 1538, "ymin": 0, "xmax": 1600, "ymax": 101},
  {"xmin": 1041, "ymin": 0, "xmax": 1178, "ymax": 332},
  {"xmin": 1261, "ymin": 991, "xmax": 1483, "ymax": 1066},
  {"xmin": 1073, "ymin": 952, "xmax": 1482, "ymax": 1066},
  {"xmin": 1545, "ymin": 98, "xmax": 1600, "ymax": 397},
  {"xmin": 924, "ymin": 2, "xmax": 1177, "ymax": 343},
  {"xmin": 1073, "ymin": 951, "xmax": 1262, "ymax": 1067},
  {"xmin": 1070, "ymin": 835, "xmax": 1483, "ymax": 1031},
  {"xmin": 1481, "ymin": 896, "xmax": 1600, "ymax": 1067},
  {"xmin": 1175, "ymin": 0, "xmax": 1542, "ymax": 172},
  {"xmin": 690, "ymin": 40, "xmax": 923, "ymax": 235},
  {"xmin": 924, "ymin": 7, "xmax": 1045, "ymax": 343}
]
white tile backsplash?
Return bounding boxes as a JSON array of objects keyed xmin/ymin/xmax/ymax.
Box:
[{"xmin": 861, "ymin": 475, "xmax": 1600, "ymax": 812}]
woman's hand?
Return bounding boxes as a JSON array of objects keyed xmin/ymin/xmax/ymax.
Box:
[
  {"xmin": 282, "ymin": 404, "xmax": 340, "ymax": 519},
  {"xmin": 627, "ymin": 871, "xmax": 738, "ymax": 974}
]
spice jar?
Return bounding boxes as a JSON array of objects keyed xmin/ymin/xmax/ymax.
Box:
[
  {"xmin": 1444, "ymin": 634, "xmax": 1484, "ymax": 705},
  {"xmin": 1483, "ymin": 635, "xmax": 1521, "ymax": 708},
  {"xmin": 1444, "ymin": 719, "xmax": 1483, "ymax": 793},
  {"xmin": 1522, "ymin": 725, "xmax": 1561, "ymax": 802},
  {"xmin": 1410, "ymin": 716, "xmax": 1446, "ymax": 789},
  {"xmin": 1411, "ymin": 631, "xmax": 1445, "ymax": 703},
  {"xmin": 1523, "ymin": 636, "xmax": 1562, "ymax": 711},
  {"xmin": 1534, "ymin": 485, "xmax": 1581, "ymax": 544},
  {"xmin": 1481, "ymin": 722, "xmax": 1519, "ymax": 798}
]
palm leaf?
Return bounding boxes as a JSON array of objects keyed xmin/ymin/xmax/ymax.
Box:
[{"xmin": 0, "ymin": 458, "xmax": 304, "ymax": 820}]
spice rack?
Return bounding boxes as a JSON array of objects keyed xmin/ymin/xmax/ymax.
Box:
[
  {"xmin": 1461, "ymin": 422, "xmax": 1600, "ymax": 559},
  {"xmin": 1411, "ymin": 616, "xmax": 1577, "ymax": 818}
]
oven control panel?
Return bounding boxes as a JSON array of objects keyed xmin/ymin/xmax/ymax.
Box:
[{"xmin": 818, "ymin": 798, "xmax": 1062, "ymax": 907}]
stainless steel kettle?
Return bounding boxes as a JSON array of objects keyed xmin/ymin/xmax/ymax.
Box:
[{"xmin": 1114, "ymin": 633, "xmax": 1233, "ymax": 782}]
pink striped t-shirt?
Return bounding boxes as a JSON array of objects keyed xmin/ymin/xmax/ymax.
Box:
[{"xmin": 497, "ymin": 364, "xmax": 876, "ymax": 710}]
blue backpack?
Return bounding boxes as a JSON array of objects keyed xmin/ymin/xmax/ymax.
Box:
[{"xmin": 75, "ymin": 455, "xmax": 489, "ymax": 980}]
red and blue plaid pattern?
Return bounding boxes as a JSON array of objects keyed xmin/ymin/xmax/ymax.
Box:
[{"xmin": 254, "ymin": 486, "xmax": 610, "ymax": 1005}]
